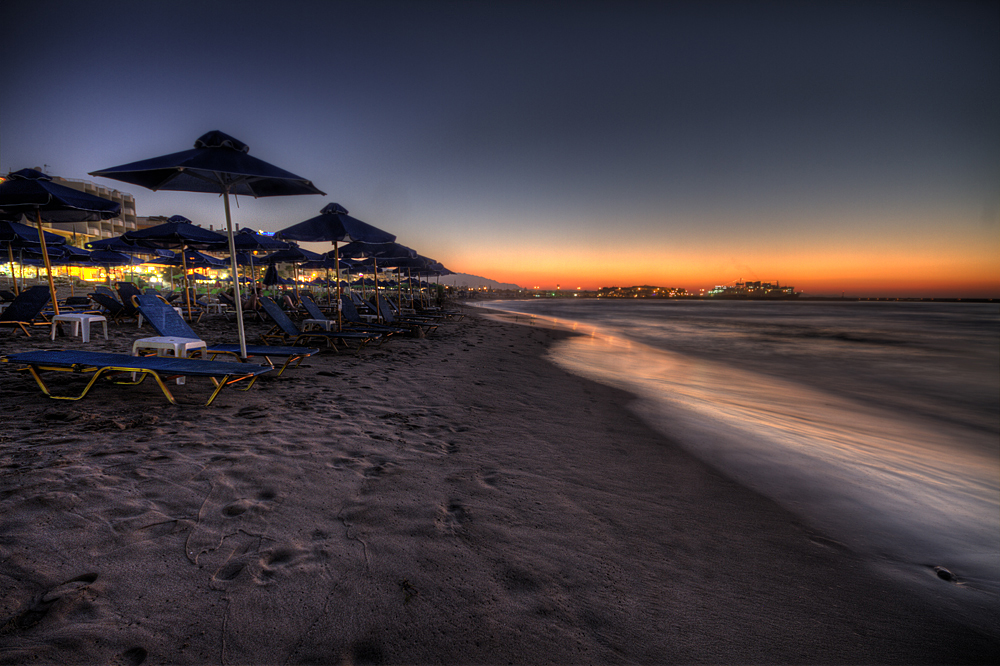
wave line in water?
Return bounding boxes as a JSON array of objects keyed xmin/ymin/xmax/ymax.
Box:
[{"xmin": 477, "ymin": 304, "xmax": 1000, "ymax": 627}]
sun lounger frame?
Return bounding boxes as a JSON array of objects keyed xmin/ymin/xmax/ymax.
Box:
[
  {"xmin": 0, "ymin": 286, "xmax": 52, "ymax": 337},
  {"xmin": 133, "ymin": 294, "xmax": 319, "ymax": 375},
  {"xmin": 258, "ymin": 296, "xmax": 383, "ymax": 352},
  {"xmin": 2, "ymin": 350, "xmax": 272, "ymax": 406},
  {"xmin": 201, "ymin": 344, "xmax": 317, "ymax": 376}
]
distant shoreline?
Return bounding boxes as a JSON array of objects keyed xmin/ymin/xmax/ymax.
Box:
[{"xmin": 462, "ymin": 293, "xmax": 999, "ymax": 303}]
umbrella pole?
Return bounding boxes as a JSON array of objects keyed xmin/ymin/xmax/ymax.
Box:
[
  {"xmin": 334, "ymin": 240, "xmax": 342, "ymax": 332},
  {"xmin": 7, "ymin": 244, "xmax": 18, "ymax": 295},
  {"xmin": 373, "ymin": 257, "xmax": 381, "ymax": 324},
  {"xmin": 223, "ymin": 190, "xmax": 248, "ymax": 359},
  {"xmin": 35, "ymin": 210, "xmax": 60, "ymax": 315},
  {"xmin": 182, "ymin": 245, "xmax": 193, "ymax": 321},
  {"xmin": 325, "ymin": 267, "xmax": 331, "ymax": 305}
]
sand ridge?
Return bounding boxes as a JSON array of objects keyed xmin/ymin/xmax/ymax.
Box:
[{"xmin": 1, "ymin": 308, "xmax": 998, "ymax": 664}]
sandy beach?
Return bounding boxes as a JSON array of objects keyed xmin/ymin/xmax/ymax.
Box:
[{"xmin": 1, "ymin": 303, "xmax": 997, "ymax": 664}]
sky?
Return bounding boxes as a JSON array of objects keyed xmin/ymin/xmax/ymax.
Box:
[{"xmin": 1, "ymin": 0, "xmax": 998, "ymax": 297}]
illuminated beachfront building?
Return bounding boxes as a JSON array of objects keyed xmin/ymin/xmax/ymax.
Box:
[{"xmin": 45, "ymin": 175, "xmax": 138, "ymax": 243}]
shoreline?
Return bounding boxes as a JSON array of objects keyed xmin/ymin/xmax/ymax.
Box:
[{"xmin": 1, "ymin": 310, "xmax": 997, "ymax": 663}]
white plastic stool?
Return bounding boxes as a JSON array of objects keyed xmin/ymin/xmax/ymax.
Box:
[
  {"xmin": 50, "ymin": 313, "xmax": 109, "ymax": 343},
  {"xmin": 132, "ymin": 336, "xmax": 208, "ymax": 384}
]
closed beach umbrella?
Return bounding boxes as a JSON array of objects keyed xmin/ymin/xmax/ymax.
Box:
[
  {"xmin": 277, "ymin": 203, "xmax": 395, "ymax": 329},
  {"xmin": 0, "ymin": 168, "xmax": 121, "ymax": 314},
  {"xmin": 262, "ymin": 264, "xmax": 286, "ymax": 287},
  {"xmin": 91, "ymin": 130, "xmax": 324, "ymax": 358}
]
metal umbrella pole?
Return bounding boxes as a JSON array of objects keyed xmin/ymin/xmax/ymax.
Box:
[
  {"xmin": 222, "ymin": 188, "xmax": 247, "ymax": 359},
  {"xmin": 33, "ymin": 210, "xmax": 60, "ymax": 315},
  {"xmin": 6, "ymin": 244, "xmax": 17, "ymax": 295}
]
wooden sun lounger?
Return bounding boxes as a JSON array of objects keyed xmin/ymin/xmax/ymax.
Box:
[{"xmin": 2, "ymin": 350, "xmax": 273, "ymax": 406}]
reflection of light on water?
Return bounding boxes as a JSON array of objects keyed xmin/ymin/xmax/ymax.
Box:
[{"xmin": 478, "ymin": 305, "xmax": 1000, "ymax": 601}]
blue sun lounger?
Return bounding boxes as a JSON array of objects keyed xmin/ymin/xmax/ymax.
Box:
[
  {"xmin": 134, "ymin": 295, "xmax": 319, "ymax": 376},
  {"xmin": 300, "ymin": 293, "xmax": 409, "ymax": 337},
  {"xmin": 1, "ymin": 350, "xmax": 272, "ymax": 406},
  {"xmin": 258, "ymin": 296, "xmax": 383, "ymax": 351},
  {"xmin": 0, "ymin": 286, "xmax": 51, "ymax": 337}
]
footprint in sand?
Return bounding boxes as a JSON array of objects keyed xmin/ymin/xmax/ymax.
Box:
[
  {"xmin": 1, "ymin": 572, "xmax": 99, "ymax": 633},
  {"xmin": 435, "ymin": 499, "xmax": 470, "ymax": 534},
  {"xmin": 186, "ymin": 479, "xmax": 277, "ymax": 564},
  {"xmin": 111, "ymin": 646, "xmax": 148, "ymax": 666},
  {"xmin": 476, "ymin": 468, "xmax": 501, "ymax": 488}
]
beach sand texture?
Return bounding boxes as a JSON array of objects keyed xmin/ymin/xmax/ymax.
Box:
[{"xmin": 1, "ymin": 307, "xmax": 997, "ymax": 664}]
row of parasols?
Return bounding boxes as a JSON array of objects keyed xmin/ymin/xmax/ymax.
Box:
[{"xmin": 0, "ymin": 130, "xmax": 452, "ymax": 358}]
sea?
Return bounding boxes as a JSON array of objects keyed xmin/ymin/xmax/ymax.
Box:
[{"xmin": 474, "ymin": 298, "xmax": 999, "ymax": 627}]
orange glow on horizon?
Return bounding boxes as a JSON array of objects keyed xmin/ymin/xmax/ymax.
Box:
[{"xmin": 445, "ymin": 242, "xmax": 1000, "ymax": 298}]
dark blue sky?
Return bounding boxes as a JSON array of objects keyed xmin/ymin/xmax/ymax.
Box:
[{"xmin": 2, "ymin": 1, "xmax": 997, "ymax": 294}]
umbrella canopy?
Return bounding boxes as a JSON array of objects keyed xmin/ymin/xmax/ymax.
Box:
[
  {"xmin": 0, "ymin": 219, "xmax": 67, "ymax": 247},
  {"xmin": 277, "ymin": 203, "xmax": 395, "ymax": 244},
  {"xmin": 0, "ymin": 168, "xmax": 121, "ymax": 312},
  {"xmin": 86, "ymin": 236, "xmax": 155, "ymax": 254},
  {"xmin": 91, "ymin": 130, "xmax": 325, "ymax": 358},
  {"xmin": 174, "ymin": 249, "xmax": 227, "ymax": 268},
  {"xmin": 264, "ymin": 244, "xmax": 322, "ymax": 299},
  {"xmin": 233, "ymin": 228, "xmax": 290, "ymax": 251},
  {"xmin": 336, "ymin": 242, "xmax": 418, "ymax": 322},
  {"xmin": 265, "ymin": 245, "xmax": 324, "ymax": 263},
  {"xmin": 0, "ymin": 219, "xmax": 68, "ymax": 295},
  {"xmin": 118, "ymin": 215, "xmax": 227, "ymax": 319},
  {"xmin": 90, "ymin": 131, "xmax": 324, "ymax": 198},
  {"xmin": 0, "ymin": 169, "xmax": 121, "ymax": 222},
  {"xmin": 120, "ymin": 215, "xmax": 228, "ymax": 250},
  {"xmin": 89, "ymin": 249, "xmax": 136, "ymax": 266},
  {"xmin": 230, "ymin": 229, "xmax": 288, "ymax": 294},
  {"xmin": 276, "ymin": 203, "xmax": 395, "ymax": 329},
  {"xmin": 51, "ymin": 245, "xmax": 96, "ymax": 264},
  {"xmin": 338, "ymin": 241, "xmax": 417, "ymax": 260}
]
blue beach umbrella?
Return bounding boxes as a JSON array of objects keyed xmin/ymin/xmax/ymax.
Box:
[
  {"xmin": 0, "ymin": 218, "xmax": 67, "ymax": 247},
  {"xmin": 0, "ymin": 219, "xmax": 67, "ymax": 294},
  {"xmin": 338, "ymin": 242, "xmax": 418, "ymax": 321},
  {"xmin": 86, "ymin": 236, "xmax": 150, "ymax": 254},
  {"xmin": 88, "ymin": 248, "xmax": 138, "ymax": 285},
  {"xmin": 276, "ymin": 203, "xmax": 395, "ymax": 328},
  {"xmin": 233, "ymin": 228, "xmax": 290, "ymax": 291},
  {"xmin": 265, "ymin": 244, "xmax": 323, "ymax": 299},
  {"xmin": 118, "ymin": 215, "xmax": 227, "ymax": 320},
  {"xmin": 0, "ymin": 168, "xmax": 121, "ymax": 313},
  {"xmin": 91, "ymin": 130, "xmax": 325, "ymax": 358}
]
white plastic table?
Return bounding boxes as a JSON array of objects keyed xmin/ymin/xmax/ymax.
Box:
[
  {"xmin": 132, "ymin": 336, "xmax": 208, "ymax": 384},
  {"xmin": 50, "ymin": 313, "xmax": 108, "ymax": 343},
  {"xmin": 303, "ymin": 319, "xmax": 335, "ymax": 331}
]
